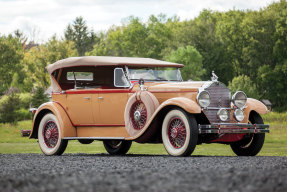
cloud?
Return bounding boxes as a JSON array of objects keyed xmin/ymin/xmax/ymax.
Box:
[{"xmin": 0, "ymin": 0, "xmax": 279, "ymax": 42}]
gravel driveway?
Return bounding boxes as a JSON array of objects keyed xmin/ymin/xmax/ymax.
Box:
[{"xmin": 0, "ymin": 154, "xmax": 287, "ymax": 192}]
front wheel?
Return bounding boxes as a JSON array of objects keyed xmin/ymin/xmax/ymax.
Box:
[
  {"xmin": 103, "ymin": 140, "xmax": 132, "ymax": 155},
  {"xmin": 162, "ymin": 109, "xmax": 198, "ymax": 157},
  {"xmin": 38, "ymin": 113, "xmax": 68, "ymax": 156},
  {"xmin": 230, "ymin": 112, "xmax": 265, "ymax": 156}
]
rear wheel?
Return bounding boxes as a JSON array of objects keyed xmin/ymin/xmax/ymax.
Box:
[
  {"xmin": 103, "ymin": 140, "xmax": 132, "ymax": 155},
  {"xmin": 162, "ymin": 109, "xmax": 198, "ymax": 157},
  {"xmin": 230, "ymin": 112, "xmax": 265, "ymax": 156},
  {"xmin": 38, "ymin": 113, "xmax": 68, "ymax": 156}
]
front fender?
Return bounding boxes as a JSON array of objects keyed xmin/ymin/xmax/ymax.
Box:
[
  {"xmin": 246, "ymin": 98, "xmax": 268, "ymax": 114},
  {"xmin": 126, "ymin": 97, "xmax": 201, "ymax": 140},
  {"xmin": 244, "ymin": 98, "xmax": 268, "ymax": 121},
  {"xmin": 159, "ymin": 97, "xmax": 201, "ymax": 114},
  {"xmin": 30, "ymin": 102, "xmax": 76, "ymax": 139}
]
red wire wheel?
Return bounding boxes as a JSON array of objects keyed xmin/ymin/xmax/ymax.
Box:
[
  {"xmin": 167, "ymin": 117, "xmax": 187, "ymax": 149},
  {"xmin": 162, "ymin": 109, "xmax": 198, "ymax": 157},
  {"xmin": 38, "ymin": 113, "xmax": 68, "ymax": 156},
  {"xmin": 130, "ymin": 100, "xmax": 147, "ymax": 130},
  {"xmin": 43, "ymin": 120, "xmax": 59, "ymax": 148}
]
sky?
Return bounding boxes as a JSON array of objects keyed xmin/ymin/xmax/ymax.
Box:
[{"xmin": 0, "ymin": 0, "xmax": 279, "ymax": 42}]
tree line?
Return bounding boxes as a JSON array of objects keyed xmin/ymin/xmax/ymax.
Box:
[{"xmin": 0, "ymin": 0, "xmax": 286, "ymax": 118}]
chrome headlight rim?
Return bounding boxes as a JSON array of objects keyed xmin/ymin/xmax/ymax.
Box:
[
  {"xmin": 196, "ymin": 90, "xmax": 211, "ymax": 108},
  {"xmin": 217, "ymin": 108, "xmax": 229, "ymax": 122},
  {"xmin": 232, "ymin": 91, "xmax": 247, "ymax": 109},
  {"xmin": 234, "ymin": 108, "xmax": 245, "ymax": 122}
]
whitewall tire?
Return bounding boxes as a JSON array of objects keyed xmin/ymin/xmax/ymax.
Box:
[
  {"xmin": 38, "ymin": 113, "xmax": 68, "ymax": 156},
  {"xmin": 162, "ymin": 109, "xmax": 198, "ymax": 157}
]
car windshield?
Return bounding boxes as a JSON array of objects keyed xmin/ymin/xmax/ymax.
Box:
[{"xmin": 128, "ymin": 67, "xmax": 182, "ymax": 81}]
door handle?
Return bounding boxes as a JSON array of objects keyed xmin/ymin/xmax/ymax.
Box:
[
  {"xmin": 84, "ymin": 97, "xmax": 90, "ymax": 100},
  {"xmin": 98, "ymin": 96, "xmax": 103, "ymax": 100}
]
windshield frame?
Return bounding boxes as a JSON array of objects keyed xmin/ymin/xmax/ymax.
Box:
[{"xmin": 127, "ymin": 67, "xmax": 183, "ymax": 82}]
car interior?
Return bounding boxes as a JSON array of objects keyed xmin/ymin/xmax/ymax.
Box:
[{"xmin": 52, "ymin": 66, "xmax": 125, "ymax": 90}]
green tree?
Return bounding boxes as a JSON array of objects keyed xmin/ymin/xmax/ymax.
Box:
[
  {"xmin": 165, "ymin": 46, "xmax": 205, "ymax": 80},
  {"xmin": 10, "ymin": 73, "xmax": 20, "ymax": 88},
  {"xmin": 169, "ymin": 10, "xmax": 232, "ymax": 84},
  {"xmin": 143, "ymin": 14, "xmax": 172, "ymax": 59},
  {"xmin": 0, "ymin": 92, "xmax": 21, "ymax": 124},
  {"xmin": 87, "ymin": 15, "xmax": 172, "ymax": 59},
  {"xmin": 228, "ymin": 75, "xmax": 259, "ymax": 99},
  {"xmin": 0, "ymin": 35, "xmax": 23, "ymax": 94},
  {"xmin": 31, "ymin": 87, "xmax": 49, "ymax": 108},
  {"xmin": 64, "ymin": 16, "xmax": 98, "ymax": 56},
  {"xmin": 21, "ymin": 36, "xmax": 77, "ymax": 90}
]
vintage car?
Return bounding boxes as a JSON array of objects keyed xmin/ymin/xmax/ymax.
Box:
[{"xmin": 27, "ymin": 56, "xmax": 269, "ymax": 156}]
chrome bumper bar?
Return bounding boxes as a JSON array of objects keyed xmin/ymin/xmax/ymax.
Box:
[{"xmin": 198, "ymin": 123, "xmax": 269, "ymax": 134}]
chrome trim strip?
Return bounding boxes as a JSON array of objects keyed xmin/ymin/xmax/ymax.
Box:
[
  {"xmin": 63, "ymin": 137, "xmax": 125, "ymax": 140},
  {"xmin": 205, "ymin": 107, "xmax": 233, "ymax": 110},
  {"xmin": 198, "ymin": 123, "xmax": 269, "ymax": 134}
]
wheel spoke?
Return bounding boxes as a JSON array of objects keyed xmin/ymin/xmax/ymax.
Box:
[
  {"xmin": 130, "ymin": 101, "xmax": 147, "ymax": 130},
  {"xmin": 168, "ymin": 117, "xmax": 187, "ymax": 149},
  {"xmin": 43, "ymin": 120, "xmax": 59, "ymax": 148}
]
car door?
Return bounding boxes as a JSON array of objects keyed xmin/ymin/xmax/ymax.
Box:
[
  {"xmin": 64, "ymin": 69, "xmax": 97, "ymax": 126},
  {"xmin": 66, "ymin": 91, "xmax": 96, "ymax": 126},
  {"xmin": 98, "ymin": 92, "xmax": 129, "ymax": 125},
  {"xmin": 94, "ymin": 67, "xmax": 130, "ymax": 125}
]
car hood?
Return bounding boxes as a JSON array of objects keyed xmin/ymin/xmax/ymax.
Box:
[{"xmin": 146, "ymin": 81, "xmax": 209, "ymax": 92}]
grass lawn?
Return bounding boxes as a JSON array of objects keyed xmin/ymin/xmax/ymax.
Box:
[{"xmin": 0, "ymin": 112, "xmax": 286, "ymax": 156}]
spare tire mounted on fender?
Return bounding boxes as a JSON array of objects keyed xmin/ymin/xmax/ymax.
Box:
[{"xmin": 125, "ymin": 90, "xmax": 159, "ymax": 137}]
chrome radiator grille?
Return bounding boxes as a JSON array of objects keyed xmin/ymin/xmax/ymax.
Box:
[{"xmin": 203, "ymin": 83, "xmax": 231, "ymax": 123}]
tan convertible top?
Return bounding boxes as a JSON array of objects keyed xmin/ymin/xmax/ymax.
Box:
[{"xmin": 47, "ymin": 56, "xmax": 183, "ymax": 74}]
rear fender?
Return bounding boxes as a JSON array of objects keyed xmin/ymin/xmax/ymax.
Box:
[{"xmin": 30, "ymin": 102, "xmax": 76, "ymax": 139}]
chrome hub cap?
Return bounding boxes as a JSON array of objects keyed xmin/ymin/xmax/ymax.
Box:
[
  {"xmin": 134, "ymin": 111, "xmax": 141, "ymax": 122},
  {"xmin": 170, "ymin": 128, "xmax": 178, "ymax": 139},
  {"xmin": 45, "ymin": 129, "xmax": 52, "ymax": 139}
]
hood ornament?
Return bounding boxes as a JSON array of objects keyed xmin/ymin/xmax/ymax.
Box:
[{"xmin": 211, "ymin": 71, "xmax": 218, "ymax": 82}]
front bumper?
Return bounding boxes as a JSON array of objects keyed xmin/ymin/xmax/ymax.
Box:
[{"xmin": 198, "ymin": 123, "xmax": 269, "ymax": 134}]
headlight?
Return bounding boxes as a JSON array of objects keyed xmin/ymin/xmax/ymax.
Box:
[
  {"xmin": 234, "ymin": 109, "xmax": 245, "ymax": 122},
  {"xmin": 232, "ymin": 91, "xmax": 247, "ymax": 108},
  {"xmin": 197, "ymin": 90, "xmax": 210, "ymax": 108},
  {"xmin": 217, "ymin": 108, "xmax": 229, "ymax": 121}
]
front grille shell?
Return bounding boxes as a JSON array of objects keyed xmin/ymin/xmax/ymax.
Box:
[{"xmin": 201, "ymin": 82, "xmax": 232, "ymax": 123}]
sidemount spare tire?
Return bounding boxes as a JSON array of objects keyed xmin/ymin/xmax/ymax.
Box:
[{"xmin": 124, "ymin": 90, "xmax": 159, "ymax": 137}]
